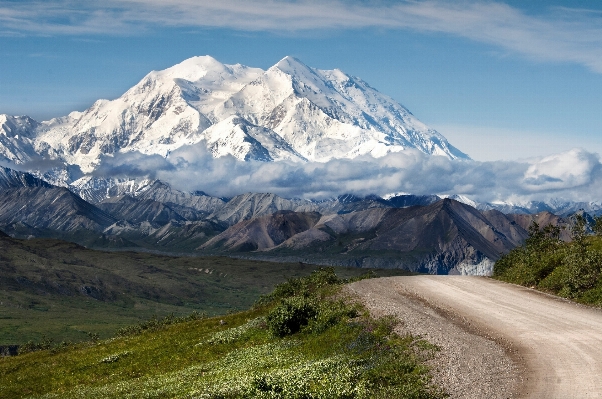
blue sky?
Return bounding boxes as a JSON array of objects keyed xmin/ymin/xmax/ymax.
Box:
[{"xmin": 1, "ymin": 0, "xmax": 602, "ymax": 162}]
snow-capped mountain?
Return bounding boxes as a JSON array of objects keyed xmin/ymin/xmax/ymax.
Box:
[
  {"xmin": 70, "ymin": 176, "xmax": 226, "ymax": 215},
  {"xmin": 434, "ymin": 193, "xmax": 602, "ymax": 217},
  {"xmin": 477, "ymin": 199, "xmax": 602, "ymax": 217},
  {"xmin": 0, "ymin": 55, "xmax": 468, "ymax": 176}
]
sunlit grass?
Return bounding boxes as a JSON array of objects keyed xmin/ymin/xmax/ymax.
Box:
[{"xmin": 0, "ymin": 269, "xmax": 445, "ymax": 399}]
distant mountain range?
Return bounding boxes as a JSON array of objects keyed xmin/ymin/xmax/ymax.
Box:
[
  {"xmin": 0, "ymin": 56, "xmax": 596, "ymax": 274},
  {"xmin": 0, "ymin": 165, "xmax": 583, "ymax": 275}
]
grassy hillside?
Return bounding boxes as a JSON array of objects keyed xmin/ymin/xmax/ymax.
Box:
[
  {"xmin": 0, "ymin": 235, "xmax": 412, "ymax": 345},
  {"xmin": 0, "ymin": 269, "xmax": 444, "ymax": 399},
  {"xmin": 493, "ymin": 218, "xmax": 602, "ymax": 306}
]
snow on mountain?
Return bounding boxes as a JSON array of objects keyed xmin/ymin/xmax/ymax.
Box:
[
  {"xmin": 32, "ymin": 57, "xmax": 261, "ymax": 172},
  {"xmin": 69, "ymin": 176, "xmax": 226, "ymax": 217},
  {"xmin": 479, "ymin": 199, "xmax": 602, "ymax": 216},
  {"xmin": 433, "ymin": 193, "xmax": 602, "ymax": 217},
  {"xmin": 0, "ymin": 165, "xmax": 52, "ymax": 189},
  {"xmin": 212, "ymin": 56, "xmax": 468, "ymax": 162},
  {"xmin": 0, "ymin": 115, "xmax": 40, "ymax": 163},
  {"xmin": 202, "ymin": 115, "xmax": 306, "ymax": 161},
  {"xmin": 440, "ymin": 194, "xmax": 479, "ymax": 208},
  {"xmin": 69, "ymin": 176, "xmax": 155, "ymax": 203},
  {"xmin": 0, "ymin": 55, "xmax": 469, "ymax": 176}
]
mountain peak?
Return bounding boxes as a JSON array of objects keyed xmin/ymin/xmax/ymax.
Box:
[
  {"xmin": 272, "ymin": 56, "xmax": 313, "ymax": 75},
  {"xmin": 276, "ymin": 55, "xmax": 306, "ymax": 66},
  {"xmin": 153, "ymin": 55, "xmax": 231, "ymax": 82}
]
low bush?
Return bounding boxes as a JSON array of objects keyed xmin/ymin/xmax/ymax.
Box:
[
  {"xmin": 266, "ymin": 296, "xmax": 318, "ymax": 337},
  {"xmin": 257, "ymin": 267, "xmax": 376, "ymax": 306},
  {"xmin": 115, "ymin": 311, "xmax": 206, "ymax": 337},
  {"xmin": 18, "ymin": 335, "xmax": 54, "ymax": 355},
  {"xmin": 494, "ymin": 220, "xmax": 602, "ymax": 305}
]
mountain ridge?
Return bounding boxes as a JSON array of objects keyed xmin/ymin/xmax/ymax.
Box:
[
  {"xmin": 197, "ymin": 198, "xmax": 563, "ymax": 275},
  {"xmin": 0, "ymin": 164, "xmax": 580, "ymax": 274}
]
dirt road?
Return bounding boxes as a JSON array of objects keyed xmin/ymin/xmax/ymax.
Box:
[{"xmin": 347, "ymin": 276, "xmax": 602, "ymax": 399}]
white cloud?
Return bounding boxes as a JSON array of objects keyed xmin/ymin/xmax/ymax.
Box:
[
  {"xmin": 90, "ymin": 145, "xmax": 602, "ymax": 203},
  {"xmin": 522, "ymin": 148, "xmax": 599, "ymax": 191},
  {"xmin": 2, "ymin": 1, "xmax": 602, "ymax": 73}
]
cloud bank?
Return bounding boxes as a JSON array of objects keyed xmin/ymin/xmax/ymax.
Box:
[
  {"xmin": 2, "ymin": 1, "xmax": 602, "ymax": 73},
  {"xmin": 91, "ymin": 145, "xmax": 602, "ymax": 203}
]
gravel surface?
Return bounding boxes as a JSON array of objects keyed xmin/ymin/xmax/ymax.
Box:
[
  {"xmin": 348, "ymin": 276, "xmax": 602, "ymax": 398},
  {"xmin": 346, "ymin": 277, "xmax": 520, "ymax": 399}
]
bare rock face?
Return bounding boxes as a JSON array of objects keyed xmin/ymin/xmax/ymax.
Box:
[
  {"xmin": 206, "ymin": 193, "xmax": 318, "ymax": 226},
  {"xmin": 97, "ymin": 196, "xmax": 187, "ymax": 225},
  {"xmin": 0, "ymin": 166, "xmax": 51, "ymax": 189},
  {"xmin": 505, "ymin": 212, "xmax": 572, "ymax": 241},
  {"xmin": 0, "ymin": 165, "xmax": 573, "ymax": 274},
  {"xmin": 200, "ymin": 210, "xmax": 321, "ymax": 252},
  {"xmin": 0, "ymin": 187, "xmax": 115, "ymax": 233},
  {"xmin": 0, "ymin": 169, "xmax": 573, "ymax": 274}
]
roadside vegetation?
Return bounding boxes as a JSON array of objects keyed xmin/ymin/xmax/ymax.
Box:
[
  {"xmin": 0, "ymin": 268, "xmax": 445, "ymax": 398},
  {"xmin": 494, "ymin": 215, "xmax": 602, "ymax": 306}
]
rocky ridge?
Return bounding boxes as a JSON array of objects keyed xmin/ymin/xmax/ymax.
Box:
[{"xmin": 0, "ymin": 166, "xmax": 576, "ymax": 274}]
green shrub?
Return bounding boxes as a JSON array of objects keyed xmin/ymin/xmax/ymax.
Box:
[
  {"xmin": 263, "ymin": 268, "xmax": 367, "ymax": 338},
  {"xmin": 266, "ymin": 296, "xmax": 318, "ymax": 337},
  {"xmin": 115, "ymin": 311, "xmax": 206, "ymax": 337},
  {"xmin": 306, "ymin": 299, "xmax": 360, "ymax": 335},
  {"xmin": 494, "ymin": 221, "xmax": 563, "ymax": 284},
  {"xmin": 258, "ymin": 267, "xmax": 342, "ymax": 305},
  {"xmin": 18, "ymin": 335, "xmax": 54, "ymax": 355},
  {"xmin": 538, "ymin": 246, "xmax": 602, "ymax": 298},
  {"xmin": 564, "ymin": 250, "xmax": 601, "ymax": 292},
  {"xmin": 495, "ymin": 220, "xmax": 602, "ymax": 306},
  {"xmin": 593, "ymin": 215, "xmax": 602, "ymax": 236}
]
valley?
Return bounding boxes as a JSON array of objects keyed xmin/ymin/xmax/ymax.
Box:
[
  {"xmin": 0, "ymin": 270, "xmax": 446, "ymax": 398},
  {"xmin": 0, "ymin": 232, "xmax": 410, "ymax": 345}
]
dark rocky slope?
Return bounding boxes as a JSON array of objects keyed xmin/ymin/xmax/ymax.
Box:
[{"xmin": 200, "ymin": 199, "xmax": 537, "ymax": 274}]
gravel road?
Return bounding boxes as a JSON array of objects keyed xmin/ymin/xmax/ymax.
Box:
[{"xmin": 347, "ymin": 276, "xmax": 602, "ymax": 399}]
